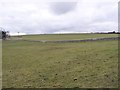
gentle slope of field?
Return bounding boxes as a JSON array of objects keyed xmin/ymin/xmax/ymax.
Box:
[
  {"xmin": 12, "ymin": 34, "xmax": 118, "ymax": 41},
  {"xmin": 2, "ymin": 39, "xmax": 118, "ymax": 88}
]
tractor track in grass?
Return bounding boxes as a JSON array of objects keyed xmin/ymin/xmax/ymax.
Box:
[{"xmin": 9, "ymin": 37, "xmax": 120, "ymax": 43}]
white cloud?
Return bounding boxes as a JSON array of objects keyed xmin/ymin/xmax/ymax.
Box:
[{"xmin": 0, "ymin": 0, "xmax": 118, "ymax": 34}]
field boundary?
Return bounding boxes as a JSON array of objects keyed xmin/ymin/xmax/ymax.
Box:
[{"xmin": 17, "ymin": 37, "xmax": 120, "ymax": 43}]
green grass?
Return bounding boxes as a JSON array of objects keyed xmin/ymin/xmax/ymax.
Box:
[
  {"xmin": 2, "ymin": 39, "xmax": 118, "ymax": 88},
  {"xmin": 12, "ymin": 34, "xmax": 118, "ymax": 41}
]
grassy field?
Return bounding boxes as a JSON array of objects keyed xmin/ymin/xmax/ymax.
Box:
[
  {"xmin": 12, "ymin": 33, "xmax": 118, "ymax": 41},
  {"xmin": 2, "ymin": 34, "xmax": 119, "ymax": 88}
]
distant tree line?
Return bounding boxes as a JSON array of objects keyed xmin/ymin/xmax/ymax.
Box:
[
  {"xmin": 0, "ymin": 30, "xmax": 10, "ymax": 40},
  {"xmin": 93, "ymin": 31, "xmax": 120, "ymax": 34},
  {"xmin": 0, "ymin": 30, "xmax": 6, "ymax": 40},
  {"xmin": 107, "ymin": 31, "xmax": 120, "ymax": 34}
]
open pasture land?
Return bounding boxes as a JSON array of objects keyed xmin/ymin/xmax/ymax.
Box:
[
  {"xmin": 12, "ymin": 33, "xmax": 118, "ymax": 41},
  {"xmin": 2, "ymin": 34, "xmax": 119, "ymax": 88}
]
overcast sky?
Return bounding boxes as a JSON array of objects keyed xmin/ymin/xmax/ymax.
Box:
[{"xmin": 0, "ymin": 0, "xmax": 119, "ymax": 35}]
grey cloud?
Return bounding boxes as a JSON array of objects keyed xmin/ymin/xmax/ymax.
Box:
[{"xmin": 49, "ymin": 2, "xmax": 78, "ymax": 15}]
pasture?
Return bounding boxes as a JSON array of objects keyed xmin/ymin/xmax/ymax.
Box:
[
  {"xmin": 2, "ymin": 34, "xmax": 119, "ymax": 88},
  {"xmin": 12, "ymin": 33, "xmax": 118, "ymax": 41}
]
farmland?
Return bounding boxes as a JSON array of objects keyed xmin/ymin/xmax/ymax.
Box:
[{"xmin": 2, "ymin": 34, "xmax": 119, "ymax": 88}]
